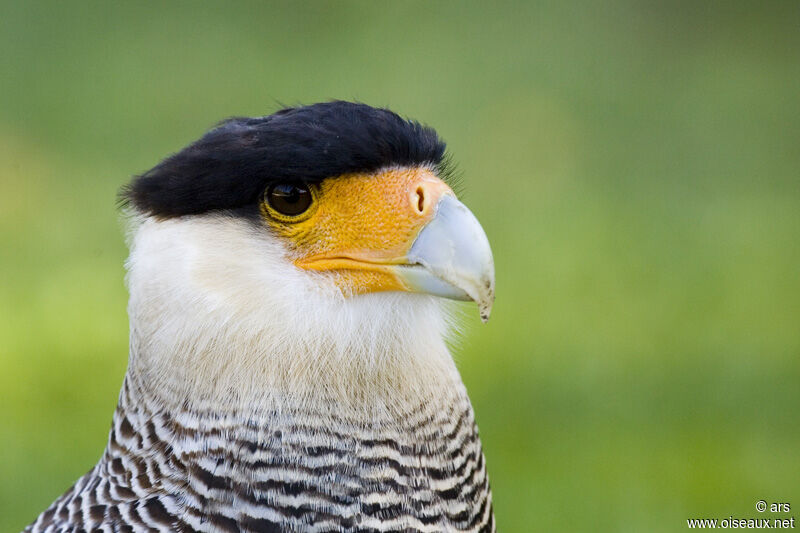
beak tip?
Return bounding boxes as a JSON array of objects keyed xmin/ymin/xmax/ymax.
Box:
[
  {"xmin": 477, "ymin": 289, "xmax": 494, "ymax": 323},
  {"xmin": 477, "ymin": 273, "xmax": 495, "ymax": 323},
  {"xmin": 400, "ymin": 194, "xmax": 496, "ymax": 322}
]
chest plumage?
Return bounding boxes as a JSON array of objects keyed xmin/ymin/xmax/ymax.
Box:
[{"xmin": 30, "ymin": 374, "xmax": 493, "ymax": 532}]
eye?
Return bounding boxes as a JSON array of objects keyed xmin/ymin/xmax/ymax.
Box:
[{"xmin": 265, "ymin": 183, "xmax": 313, "ymax": 216}]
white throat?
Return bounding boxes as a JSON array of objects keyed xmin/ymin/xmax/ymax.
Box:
[{"xmin": 124, "ymin": 214, "xmax": 462, "ymax": 417}]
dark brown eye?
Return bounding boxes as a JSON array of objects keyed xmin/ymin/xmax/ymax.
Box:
[{"xmin": 265, "ymin": 183, "xmax": 312, "ymax": 216}]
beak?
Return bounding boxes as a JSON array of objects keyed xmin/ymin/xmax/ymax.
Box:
[
  {"xmin": 391, "ymin": 194, "xmax": 495, "ymax": 322},
  {"xmin": 292, "ymin": 169, "xmax": 495, "ymax": 321}
]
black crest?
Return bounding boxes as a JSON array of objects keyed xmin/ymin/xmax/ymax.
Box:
[{"xmin": 122, "ymin": 101, "xmax": 449, "ymax": 217}]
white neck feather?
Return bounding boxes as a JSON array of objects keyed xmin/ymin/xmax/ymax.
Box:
[{"xmin": 124, "ymin": 214, "xmax": 463, "ymax": 418}]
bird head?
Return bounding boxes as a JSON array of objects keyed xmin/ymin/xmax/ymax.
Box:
[{"xmin": 121, "ymin": 102, "xmax": 494, "ymax": 406}]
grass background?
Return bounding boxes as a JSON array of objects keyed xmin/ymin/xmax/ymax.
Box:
[{"xmin": 1, "ymin": 1, "xmax": 798, "ymax": 531}]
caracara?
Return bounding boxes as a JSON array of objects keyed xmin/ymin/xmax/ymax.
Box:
[{"xmin": 28, "ymin": 101, "xmax": 496, "ymax": 533}]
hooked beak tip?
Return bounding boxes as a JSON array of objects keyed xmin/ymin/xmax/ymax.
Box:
[{"xmin": 399, "ymin": 195, "xmax": 495, "ymax": 322}]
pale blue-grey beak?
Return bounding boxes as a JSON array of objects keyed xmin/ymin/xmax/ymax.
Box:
[{"xmin": 392, "ymin": 195, "xmax": 495, "ymax": 322}]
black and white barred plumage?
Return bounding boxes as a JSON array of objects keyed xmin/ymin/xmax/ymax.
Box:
[{"xmin": 28, "ymin": 372, "xmax": 493, "ymax": 532}]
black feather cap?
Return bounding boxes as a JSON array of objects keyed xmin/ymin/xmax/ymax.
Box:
[{"xmin": 122, "ymin": 101, "xmax": 449, "ymax": 217}]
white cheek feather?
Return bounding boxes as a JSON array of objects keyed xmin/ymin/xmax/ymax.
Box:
[{"xmin": 124, "ymin": 214, "xmax": 462, "ymax": 416}]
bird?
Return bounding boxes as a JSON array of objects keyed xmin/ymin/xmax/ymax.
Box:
[{"xmin": 26, "ymin": 101, "xmax": 496, "ymax": 533}]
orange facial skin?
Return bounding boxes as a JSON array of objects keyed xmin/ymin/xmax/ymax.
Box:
[{"xmin": 261, "ymin": 166, "xmax": 453, "ymax": 296}]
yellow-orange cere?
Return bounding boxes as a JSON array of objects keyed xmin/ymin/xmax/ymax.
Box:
[{"xmin": 262, "ymin": 166, "xmax": 454, "ymax": 296}]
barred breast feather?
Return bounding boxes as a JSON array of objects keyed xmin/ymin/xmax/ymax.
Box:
[{"xmin": 26, "ymin": 371, "xmax": 494, "ymax": 533}]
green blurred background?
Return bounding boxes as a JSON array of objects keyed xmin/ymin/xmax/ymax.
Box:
[{"xmin": 1, "ymin": 1, "xmax": 798, "ymax": 531}]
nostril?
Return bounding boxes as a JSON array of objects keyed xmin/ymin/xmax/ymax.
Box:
[{"xmin": 416, "ymin": 186, "xmax": 425, "ymax": 213}]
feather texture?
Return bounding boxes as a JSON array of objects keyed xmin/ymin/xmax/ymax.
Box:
[{"xmin": 27, "ymin": 214, "xmax": 495, "ymax": 532}]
